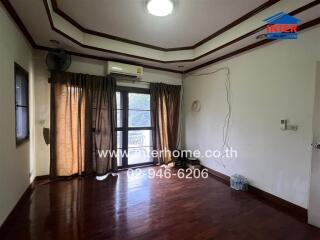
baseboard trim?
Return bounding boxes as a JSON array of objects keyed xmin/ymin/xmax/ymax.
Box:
[
  {"xmin": 203, "ymin": 165, "xmax": 308, "ymax": 223},
  {"xmin": 34, "ymin": 175, "xmax": 50, "ymax": 182},
  {"xmin": 0, "ymin": 174, "xmax": 51, "ymax": 236},
  {"xmin": 0, "ymin": 184, "xmax": 33, "ymax": 237},
  {"xmin": 205, "ymin": 167, "xmax": 230, "ymax": 185}
]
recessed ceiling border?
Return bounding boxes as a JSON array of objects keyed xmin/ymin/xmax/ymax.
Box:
[
  {"xmin": 1, "ymin": 0, "xmax": 320, "ymax": 74},
  {"xmin": 51, "ymin": 0, "xmax": 281, "ymax": 51},
  {"xmin": 43, "ymin": 0, "xmax": 320, "ymax": 64},
  {"xmin": 0, "ymin": 0, "xmax": 182, "ymax": 73},
  {"xmin": 185, "ymin": 17, "xmax": 320, "ymax": 73},
  {"xmin": 43, "ymin": 0, "xmax": 169, "ymax": 64}
]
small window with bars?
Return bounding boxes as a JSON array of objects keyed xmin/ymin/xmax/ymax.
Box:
[{"xmin": 15, "ymin": 63, "xmax": 29, "ymax": 146}]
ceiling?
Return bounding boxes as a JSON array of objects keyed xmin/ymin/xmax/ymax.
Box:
[
  {"xmin": 4, "ymin": 0, "xmax": 320, "ymax": 73},
  {"xmin": 56, "ymin": 0, "xmax": 266, "ymax": 49}
]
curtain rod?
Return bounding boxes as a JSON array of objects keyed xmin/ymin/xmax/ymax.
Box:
[
  {"xmin": 48, "ymin": 72, "xmax": 179, "ymax": 85},
  {"xmin": 48, "ymin": 76, "xmax": 155, "ymax": 85},
  {"xmin": 116, "ymin": 77, "xmax": 151, "ymax": 85}
]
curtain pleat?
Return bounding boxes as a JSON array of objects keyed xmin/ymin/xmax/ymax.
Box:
[
  {"xmin": 90, "ymin": 75, "xmax": 117, "ymax": 175},
  {"xmin": 50, "ymin": 72, "xmax": 117, "ymax": 178},
  {"xmin": 150, "ymin": 83, "xmax": 181, "ymax": 164}
]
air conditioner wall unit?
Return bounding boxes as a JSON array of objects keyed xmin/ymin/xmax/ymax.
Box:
[{"xmin": 107, "ymin": 61, "xmax": 143, "ymax": 78}]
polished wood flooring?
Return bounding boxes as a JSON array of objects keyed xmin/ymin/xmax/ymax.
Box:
[{"xmin": 2, "ymin": 167, "xmax": 320, "ymax": 240}]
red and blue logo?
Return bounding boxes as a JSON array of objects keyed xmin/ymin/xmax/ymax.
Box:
[{"xmin": 264, "ymin": 12, "xmax": 300, "ymax": 40}]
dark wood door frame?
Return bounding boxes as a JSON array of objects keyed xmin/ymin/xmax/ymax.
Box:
[{"xmin": 116, "ymin": 86, "xmax": 155, "ymax": 168}]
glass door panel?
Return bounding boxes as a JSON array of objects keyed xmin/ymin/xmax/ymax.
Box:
[{"xmin": 116, "ymin": 89, "xmax": 154, "ymax": 167}]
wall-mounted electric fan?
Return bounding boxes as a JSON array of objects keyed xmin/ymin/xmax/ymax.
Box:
[{"xmin": 46, "ymin": 49, "xmax": 71, "ymax": 72}]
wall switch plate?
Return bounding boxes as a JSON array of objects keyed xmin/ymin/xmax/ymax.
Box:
[
  {"xmin": 280, "ymin": 119, "xmax": 298, "ymax": 131},
  {"xmin": 280, "ymin": 119, "xmax": 287, "ymax": 131}
]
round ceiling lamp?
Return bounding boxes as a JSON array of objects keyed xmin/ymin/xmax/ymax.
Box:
[{"xmin": 146, "ymin": 0, "xmax": 174, "ymax": 17}]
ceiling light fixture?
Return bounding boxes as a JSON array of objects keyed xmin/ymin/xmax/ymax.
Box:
[{"xmin": 147, "ymin": 0, "xmax": 174, "ymax": 17}]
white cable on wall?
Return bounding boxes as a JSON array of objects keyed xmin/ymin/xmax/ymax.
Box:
[{"xmin": 185, "ymin": 67, "xmax": 232, "ymax": 168}]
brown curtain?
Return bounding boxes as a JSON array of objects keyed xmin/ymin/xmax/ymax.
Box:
[
  {"xmin": 50, "ymin": 72, "xmax": 117, "ymax": 178},
  {"xmin": 89, "ymin": 75, "xmax": 117, "ymax": 176},
  {"xmin": 150, "ymin": 83, "xmax": 181, "ymax": 164}
]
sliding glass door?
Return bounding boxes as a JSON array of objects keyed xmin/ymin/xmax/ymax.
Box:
[{"xmin": 116, "ymin": 87, "xmax": 153, "ymax": 168}]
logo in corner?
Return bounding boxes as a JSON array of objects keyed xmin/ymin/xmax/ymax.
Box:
[{"xmin": 264, "ymin": 12, "xmax": 300, "ymax": 40}]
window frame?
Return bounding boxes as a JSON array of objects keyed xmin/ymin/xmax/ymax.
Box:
[
  {"xmin": 116, "ymin": 86, "xmax": 154, "ymax": 168},
  {"xmin": 15, "ymin": 63, "xmax": 29, "ymax": 146}
]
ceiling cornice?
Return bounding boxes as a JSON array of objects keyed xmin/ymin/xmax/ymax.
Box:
[
  {"xmin": 1, "ymin": 0, "xmax": 320, "ymax": 74},
  {"xmin": 36, "ymin": 14, "xmax": 320, "ymax": 75},
  {"xmin": 0, "ymin": 0, "xmax": 182, "ymax": 73},
  {"xmin": 51, "ymin": 0, "xmax": 281, "ymax": 51},
  {"xmin": 185, "ymin": 16, "xmax": 320, "ymax": 73},
  {"xmin": 1, "ymin": 0, "xmax": 36, "ymax": 47},
  {"xmin": 36, "ymin": 45, "xmax": 183, "ymax": 73},
  {"xmin": 43, "ymin": 0, "xmax": 320, "ymax": 64},
  {"xmin": 43, "ymin": 0, "xmax": 169, "ymax": 64}
]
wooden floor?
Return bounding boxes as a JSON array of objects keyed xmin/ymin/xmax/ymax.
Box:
[{"xmin": 2, "ymin": 167, "xmax": 320, "ymax": 240}]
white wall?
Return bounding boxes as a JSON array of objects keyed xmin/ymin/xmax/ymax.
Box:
[
  {"xmin": 183, "ymin": 26, "xmax": 320, "ymax": 208},
  {"xmin": 0, "ymin": 3, "xmax": 35, "ymax": 226},
  {"xmin": 33, "ymin": 53, "xmax": 51, "ymax": 177},
  {"xmin": 33, "ymin": 51, "xmax": 182, "ymax": 176},
  {"xmin": 309, "ymin": 62, "xmax": 320, "ymax": 227}
]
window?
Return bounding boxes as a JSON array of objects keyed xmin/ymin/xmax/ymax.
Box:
[
  {"xmin": 15, "ymin": 63, "xmax": 29, "ymax": 145},
  {"xmin": 116, "ymin": 87, "xmax": 153, "ymax": 167}
]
